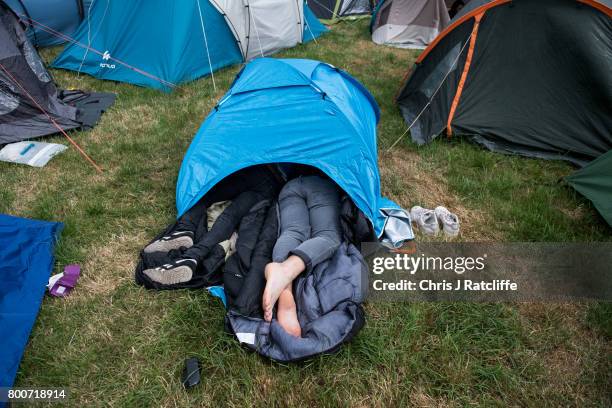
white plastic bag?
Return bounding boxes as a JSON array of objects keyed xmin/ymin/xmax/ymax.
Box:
[{"xmin": 0, "ymin": 141, "xmax": 67, "ymax": 167}]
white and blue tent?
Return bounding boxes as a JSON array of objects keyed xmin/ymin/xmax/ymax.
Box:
[{"xmin": 51, "ymin": 1, "xmax": 327, "ymax": 91}]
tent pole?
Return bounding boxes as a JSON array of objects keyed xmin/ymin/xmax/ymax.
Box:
[{"xmin": 246, "ymin": 1, "xmax": 265, "ymax": 58}]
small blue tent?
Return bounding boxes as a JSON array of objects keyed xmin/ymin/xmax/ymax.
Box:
[
  {"xmin": 177, "ymin": 58, "xmax": 412, "ymax": 240},
  {"xmin": 52, "ymin": 0, "xmax": 327, "ymax": 91},
  {"xmin": 4, "ymin": 0, "xmax": 91, "ymax": 47}
]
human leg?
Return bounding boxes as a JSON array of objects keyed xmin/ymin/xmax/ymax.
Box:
[
  {"xmin": 271, "ymin": 178, "xmax": 311, "ymax": 262},
  {"xmin": 183, "ymin": 191, "xmax": 264, "ymax": 263},
  {"xmin": 289, "ymin": 176, "xmax": 342, "ymax": 269}
]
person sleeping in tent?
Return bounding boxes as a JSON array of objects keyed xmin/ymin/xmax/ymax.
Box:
[
  {"xmin": 141, "ymin": 165, "xmax": 343, "ymax": 337},
  {"xmin": 263, "ymin": 174, "xmax": 342, "ymax": 337}
]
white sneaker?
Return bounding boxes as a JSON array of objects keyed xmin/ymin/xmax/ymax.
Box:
[
  {"xmin": 434, "ymin": 206, "xmax": 460, "ymax": 237},
  {"xmin": 410, "ymin": 206, "xmax": 440, "ymax": 236}
]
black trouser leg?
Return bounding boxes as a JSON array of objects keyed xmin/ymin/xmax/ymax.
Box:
[{"xmin": 182, "ymin": 192, "xmax": 265, "ymax": 263}]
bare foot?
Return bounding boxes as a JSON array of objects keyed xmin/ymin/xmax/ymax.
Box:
[
  {"xmin": 262, "ymin": 263, "xmax": 293, "ymax": 321},
  {"xmin": 262, "ymin": 256, "xmax": 305, "ymax": 321},
  {"xmin": 277, "ymin": 287, "xmax": 301, "ymax": 337}
]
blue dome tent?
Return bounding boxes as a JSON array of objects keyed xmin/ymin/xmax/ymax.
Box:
[
  {"xmin": 4, "ymin": 0, "xmax": 92, "ymax": 47},
  {"xmin": 169, "ymin": 58, "xmax": 414, "ymax": 361},
  {"xmin": 177, "ymin": 58, "xmax": 413, "ymax": 242},
  {"xmin": 51, "ymin": 1, "xmax": 327, "ymax": 91}
]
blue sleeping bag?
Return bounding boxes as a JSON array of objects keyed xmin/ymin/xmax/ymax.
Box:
[{"xmin": 0, "ymin": 214, "xmax": 63, "ymax": 389}]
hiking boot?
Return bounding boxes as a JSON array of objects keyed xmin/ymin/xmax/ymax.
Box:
[
  {"xmin": 434, "ymin": 206, "xmax": 460, "ymax": 237},
  {"xmin": 410, "ymin": 206, "xmax": 440, "ymax": 236},
  {"xmin": 144, "ymin": 231, "xmax": 194, "ymax": 253},
  {"xmin": 143, "ymin": 258, "xmax": 197, "ymax": 285}
]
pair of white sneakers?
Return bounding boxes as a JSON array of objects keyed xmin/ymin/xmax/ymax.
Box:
[{"xmin": 410, "ymin": 206, "xmax": 460, "ymax": 237}]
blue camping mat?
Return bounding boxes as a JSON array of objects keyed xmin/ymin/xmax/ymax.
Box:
[{"xmin": 0, "ymin": 214, "xmax": 63, "ymax": 388}]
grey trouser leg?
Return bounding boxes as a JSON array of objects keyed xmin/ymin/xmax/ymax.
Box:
[{"xmin": 272, "ymin": 175, "xmax": 342, "ymax": 269}]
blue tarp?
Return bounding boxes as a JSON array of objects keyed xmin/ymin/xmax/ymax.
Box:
[
  {"xmin": 0, "ymin": 214, "xmax": 63, "ymax": 389},
  {"xmin": 177, "ymin": 58, "xmax": 402, "ymax": 237},
  {"xmin": 52, "ymin": 0, "xmax": 327, "ymax": 91}
]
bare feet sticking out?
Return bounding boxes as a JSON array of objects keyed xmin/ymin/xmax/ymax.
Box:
[
  {"xmin": 262, "ymin": 255, "xmax": 305, "ymax": 321},
  {"xmin": 276, "ymin": 287, "xmax": 301, "ymax": 337}
]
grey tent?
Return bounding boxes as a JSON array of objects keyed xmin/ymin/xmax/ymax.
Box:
[
  {"xmin": 309, "ymin": 0, "xmax": 374, "ymax": 23},
  {"xmin": 371, "ymin": 0, "xmax": 450, "ymax": 48},
  {"xmin": 0, "ymin": 1, "xmax": 114, "ymax": 144}
]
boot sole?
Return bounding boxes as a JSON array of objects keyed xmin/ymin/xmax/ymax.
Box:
[
  {"xmin": 143, "ymin": 266, "xmax": 193, "ymax": 285},
  {"xmin": 144, "ymin": 236, "xmax": 194, "ymax": 253}
]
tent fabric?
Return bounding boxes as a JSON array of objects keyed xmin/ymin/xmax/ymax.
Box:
[
  {"xmin": 52, "ymin": 0, "xmax": 327, "ymax": 92},
  {"xmin": 566, "ymin": 149, "xmax": 612, "ymax": 227},
  {"xmin": 308, "ymin": 0, "xmax": 374, "ymax": 23},
  {"xmin": 0, "ymin": 2, "xmax": 114, "ymax": 144},
  {"xmin": 177, "ymin": 58, "xmax": 412, "ymax": 241},
  {"xmin": 445, "ymin": 1, "xmax": 472, "ymax": 18},
  {"xmin": 4, "ymin": 0, "xmax": 92, "ymax": 47},
  {"xmin": 0, "ymin": 214, "xmax": 63, "ymax": 388},
  {"xmin": 211, "ymin": 0, "xmax": 305, "ymax": 61},
  {"xmin": 371, "ymin": 0, "xmax": 450, "ymax": 48},
  {"xmin": 303, "ymin": 3, "xmax": 329, "ymax": 41},
  {"xmin": 396, "ymin": 0, "xmax": 612, "ymax": 167}
]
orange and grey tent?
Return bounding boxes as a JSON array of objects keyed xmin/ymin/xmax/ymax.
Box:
[{"xmin": 396, "ymin": 0, "xmax": 612, "ymax": 166}]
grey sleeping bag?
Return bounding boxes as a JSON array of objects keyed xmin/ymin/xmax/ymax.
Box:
[{"xmin": 226, "ymin": 241, "xmax": 368, "ymax": 362}]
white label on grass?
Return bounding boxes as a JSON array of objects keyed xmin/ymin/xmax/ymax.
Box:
[
  {"xmin": 47, "ymin": 273, "xmax": 64, "ymax": 289},
  {"xmin": 235, "ymin": 332, "xmax": 255, "ymax": 345}
]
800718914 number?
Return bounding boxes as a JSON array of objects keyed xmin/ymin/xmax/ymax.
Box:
[{"xmin": 1, "ymin": 388, "xmax": 69, "ymax": 402}]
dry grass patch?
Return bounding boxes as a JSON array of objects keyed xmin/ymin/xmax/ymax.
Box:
[
  {"xmin": 379, "ymin": 149, "xmax": 501, "ymax": 241},
  {"xmin": 71, "ymin": 231, "xmax": 145, "ymax": 299},
  {"xmin": 111, "ymin": 104, "xmax": 160, "ymax": 135},
  {"xmin": 410, "ymin": 387, "xmax": 457, "ymax": 408},
  {"xmin": 4, "ymin": 166, "xmax": 62, "ymax": 214}
]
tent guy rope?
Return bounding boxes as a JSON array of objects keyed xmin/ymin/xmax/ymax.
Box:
[
  {"xmin": 196, "ymin": 0, "xmax": 217, "ymax": 92},
  {"xmin": 386, "ymin": 31, "xmax": 474, "ymax": 152},
  {"xmin": 77, "ymin": 0, "xmax": 110, "ymax": 77},
  {"xmin": 0, "ymin": 62, "xmax": 103, "ymax": 173},
  {"xmin": 12, "ymin": 12, "xmax": 178, "ymax": 90}
]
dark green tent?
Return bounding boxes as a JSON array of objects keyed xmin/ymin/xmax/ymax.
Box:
[
  {"xmin": 566, "ymin": 150, "xmax": 612, "ymax": 227},
  {"xmin": 396, "ymin": 0, "xmax": 612, "ymax": 167}
]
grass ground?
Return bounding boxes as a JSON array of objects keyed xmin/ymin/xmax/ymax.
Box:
[{"xmin": 1, "ymin": 20, "xmax": 611, "ymax": 407}]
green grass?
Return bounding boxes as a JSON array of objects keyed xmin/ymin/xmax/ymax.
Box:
[{"xmin": 1, "ymin": 20, "xmax": 610, "ymax": 407}]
